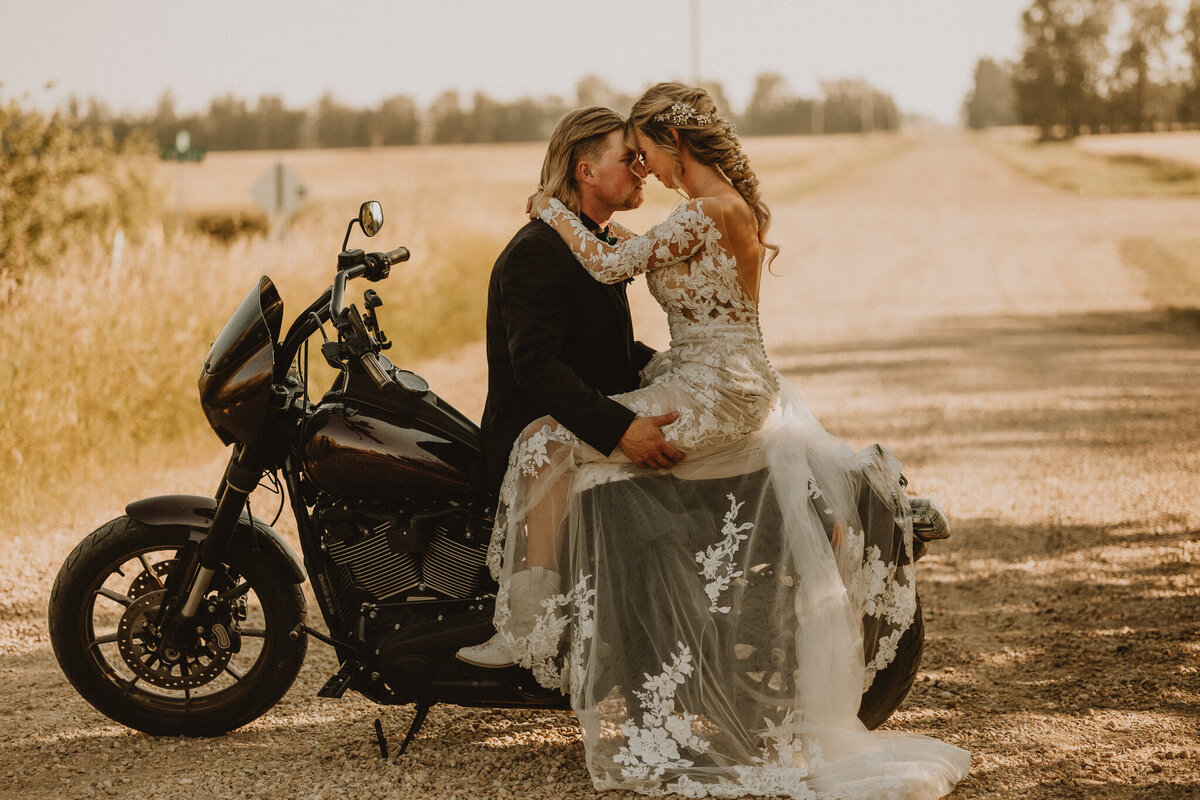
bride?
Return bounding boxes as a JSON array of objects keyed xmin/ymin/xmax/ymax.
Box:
[{"xmin": 461, "ymin": 82, "xmax": 970, "ymax": 798}]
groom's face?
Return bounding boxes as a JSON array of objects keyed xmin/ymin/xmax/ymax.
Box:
[{"xmin": 585, "ymin": 129, "xmax": 646, "ymax": 213}]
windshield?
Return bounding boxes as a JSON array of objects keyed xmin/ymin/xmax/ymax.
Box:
[{"xmin": 198, "ymin": 276, "xmax": 284, "ymax": 445}]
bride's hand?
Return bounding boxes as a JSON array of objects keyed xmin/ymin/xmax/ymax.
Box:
[{"xmin": 526, "ymin": 188, "xmax": 550, "ymax": 219}]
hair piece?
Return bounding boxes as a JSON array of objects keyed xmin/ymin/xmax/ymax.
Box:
[{"xmin": 629, "ymin": 82, "xmax": 779, "ymax": 269}]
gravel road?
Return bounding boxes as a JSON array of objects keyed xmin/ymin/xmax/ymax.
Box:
[{"xmin": 3, "ymin": 131, "xmax": 1198, "ymax": 799}]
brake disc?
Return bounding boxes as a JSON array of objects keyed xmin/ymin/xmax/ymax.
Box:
[
  {"xmin": 115, "ymin": 589, "xmax": 233, "ymax": 689},
  {"xmin": 128, "ymin": 560, "xmax": 174, "ymax": 600}
]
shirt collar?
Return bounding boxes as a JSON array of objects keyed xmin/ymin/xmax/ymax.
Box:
[{"xmin": 579, "ymin": 212, "xmax": 617, "ymax": 245}]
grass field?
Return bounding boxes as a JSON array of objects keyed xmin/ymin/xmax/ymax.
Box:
[
  {"xmin": 970, "ymin": 129, "xmax": 1200, "ymax": 312},
  {"xmin": 974, "ymin": 128, "xmax": 1200, "ymax": 198},
  {"xmin": 1073, "ymin": 128, "xmax": 1200, "ymax": 167}
]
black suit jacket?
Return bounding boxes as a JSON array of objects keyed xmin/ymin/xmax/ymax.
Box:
[{"xmin": 478, "ymin": 217, "xmax": 655, "ymax": 494}]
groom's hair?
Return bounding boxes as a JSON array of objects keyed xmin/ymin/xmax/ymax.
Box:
[{"xmin": 539, "ymin": 107, "xmax": 625, "ymax": 216}]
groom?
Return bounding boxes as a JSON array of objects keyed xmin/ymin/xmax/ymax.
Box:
[{"xmin": 477, "ymin": 106, "xmax": 684, "ymax": 495}]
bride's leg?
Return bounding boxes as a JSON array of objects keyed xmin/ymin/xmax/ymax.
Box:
[
  {"xmin": 508, "ymin": 417, "xmax": 574, "ymax": 628},
  {"xmin": 458, "ymin": 416, "xmax": 572, "ymax": 667},
  {"xmin": 522, "ymin": 449, "xmax": 569, "ymax": 571}
]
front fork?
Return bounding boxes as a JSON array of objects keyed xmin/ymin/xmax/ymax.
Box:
[{"xmin": 159, "ymin": 443, "xmax": 264, "ymax": 643}]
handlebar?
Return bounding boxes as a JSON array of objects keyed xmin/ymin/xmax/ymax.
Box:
[
  {"xmin": 329, "ymin": 264, "xmax": 367, "ymax": 323},
  {"xmin": 275, "ymin": 242, "xmax": 407, "ymax": 383},
  {"xmin": 359, "ymin": 350, "xmax": 397, "ymax": 395},
  {"xmin": 344, "ymin": 305, "xmax": 397, "ymax": 395},
  {"xmin": 330, "ymin": 247, "xmax": 408, "ymax": 322}
]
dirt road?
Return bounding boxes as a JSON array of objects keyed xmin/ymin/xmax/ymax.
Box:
[{"xmin": 3, "ymin": 132, "xmax": 1198, "ymax": 799}]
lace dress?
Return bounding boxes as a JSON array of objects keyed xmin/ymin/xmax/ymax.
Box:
[{"xmin": 485, "ymin": 198, "xmax": 970, "ymax": 798}]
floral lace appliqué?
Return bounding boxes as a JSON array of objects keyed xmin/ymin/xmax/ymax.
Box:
[
  {"xmin": 614, "ymin": 643, "xmax": 710, "ymax": 783},
  {"xmin": 695, "ymin": 494, "xmax": 752, "ymax": 613}
]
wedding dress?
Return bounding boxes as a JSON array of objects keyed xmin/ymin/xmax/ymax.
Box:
[{"xmin": 485, "ymin": 197, "xmax": 970, "ymax": 798}]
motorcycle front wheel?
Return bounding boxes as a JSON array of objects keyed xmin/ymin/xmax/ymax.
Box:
[{"xmin": 48, "ymin": 516, "xmax": 307, "ymax": 736}]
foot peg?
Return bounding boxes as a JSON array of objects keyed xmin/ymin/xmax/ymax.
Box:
[{"xmin": 318, "ymin": 661, "xmax": 362, "ymax": 698}]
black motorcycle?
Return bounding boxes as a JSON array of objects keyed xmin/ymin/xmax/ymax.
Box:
[{"xmin": 48, "ymin": 202, "xmax": 951, "ymax": 754}]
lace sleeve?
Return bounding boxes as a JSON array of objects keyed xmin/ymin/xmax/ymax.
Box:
[
  {"xmin": 537, "ymin": 197, "xmax": 716, "ymax": 284},
  {"xmin": 608, "ymin": 219, "xmax": 637, "ymax": 243}
]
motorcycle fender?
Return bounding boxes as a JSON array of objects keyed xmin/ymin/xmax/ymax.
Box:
[{"xmin": 125, "ymin": 494, "xmax": 305, "ymax": 584}]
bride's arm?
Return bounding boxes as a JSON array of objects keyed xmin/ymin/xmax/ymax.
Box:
[
  {"xmin": 608, "ymin": 219, "xmax": 637, "ymax": 242},
  {"xmin": 534, "ymin": 196, "xmax": 715, "ymax": 284}
]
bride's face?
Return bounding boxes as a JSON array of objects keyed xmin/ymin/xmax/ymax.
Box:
[{"xmin": 633, "ymin": 129, "xmax": 679, "ymax": 189}]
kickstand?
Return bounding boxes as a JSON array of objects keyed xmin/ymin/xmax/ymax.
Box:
[
  {"xmin": 397, "ymin": 702, "xmax": 432, "ymax": 756},
  {"xmin": 374, "ymin": 718, "xmax": 388, "ymax": 759}
]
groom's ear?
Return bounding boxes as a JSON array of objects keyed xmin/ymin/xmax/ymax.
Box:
[{"xmin": 576, "ymin": 159, "xmax": 595, "ymax": 185}]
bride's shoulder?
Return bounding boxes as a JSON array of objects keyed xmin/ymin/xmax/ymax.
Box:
[
  {"xmin": 704, "ymin": 193, "xmax": 753, "ymax": 216},
  {"xmin": 689, "ymin": 195, "xmax": 754, "ymax": 233}
]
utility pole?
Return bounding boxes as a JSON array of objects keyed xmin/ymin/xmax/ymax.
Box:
[{"xmin": 690, "ymin": 0, "xmax": 700, "ymax": 84}]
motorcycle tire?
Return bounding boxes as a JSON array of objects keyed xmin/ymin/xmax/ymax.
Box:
[
  {"xmin": 48, "ymin": 516, "xmax": 307, "ymax": 736},
  {"xmin": 857, "ymin": 596, "xmax": 924, "ymax": 730}
]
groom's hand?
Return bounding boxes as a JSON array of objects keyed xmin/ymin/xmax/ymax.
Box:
[{"xmin": 619, "ymin": 412, "xmax": 685, "ymax": 469}]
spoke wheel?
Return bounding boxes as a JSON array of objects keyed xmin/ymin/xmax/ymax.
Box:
[
  {"xmin": 732, "ymin": 561, "xmax": 800, "ymax": 708},
  {"xmin": 49, "ymin": 517, "xmax": 306, "ymax": 736},
  {"xmin": 731, "ymin": 562, "xmax": 923, "ymax": 729}
]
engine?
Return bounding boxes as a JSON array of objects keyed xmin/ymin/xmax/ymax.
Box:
[{"xmin": 316, "ymin": 500, "xmax": 493, "ymax": 606}]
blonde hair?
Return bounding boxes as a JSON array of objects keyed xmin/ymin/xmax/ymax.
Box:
[
  {"xmin": 629, "ymin": 82, "xmax": 779, "ymax": 267},
  {"xmin": 539, "ymin": 107, "xmax": 626, "ymax": 216}
]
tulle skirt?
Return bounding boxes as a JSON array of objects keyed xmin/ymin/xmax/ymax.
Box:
[{"xmin": 485, "ymin": 377, "xmax": 970, "ymax": 798}]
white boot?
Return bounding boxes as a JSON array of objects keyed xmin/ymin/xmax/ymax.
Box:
[
  {"xmin": 506, "ymin": 566, "xmax": 561, "ymax": 639},
  {"xmin": 456, "ymin": 567, "xmax": 561, "ymax": 668},
  {"xmin": 455, "ymin": 633, "xmax": 514, "ymax": 668}
]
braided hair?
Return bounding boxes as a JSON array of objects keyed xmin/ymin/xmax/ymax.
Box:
[{"xmin": 629, "ymin": 82, "xmax": 779, "ymax": 268}]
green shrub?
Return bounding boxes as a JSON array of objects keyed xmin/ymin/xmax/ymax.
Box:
[
  {"xmin": 190, "ymin": 210, "xmax": 270, "ymax": 242},
  {"xmin": 0, "ymin": 100, "xmax": 160, "ymax": 280}
]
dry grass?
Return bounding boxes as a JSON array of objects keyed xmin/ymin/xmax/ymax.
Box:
[
  {"xmin": 2, "ymin": 135, "xmax": 896, "ymax": 538},
  {"xmin": 973, "ymin": 130, "xmax": 1200, "ymax": 197},
  {"xmin": 1120, "ymin": 237, "xmax": 1200, "ymax": 308},
  {"xmin": 3, "ymin": 143, "xmax": 542, "ymax": 537},
  {"xmin": 1073, "ymin": 129, "xmax": 1200, "ymax": 168}
]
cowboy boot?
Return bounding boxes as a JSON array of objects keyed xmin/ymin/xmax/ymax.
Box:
[{"xmin": 456, "ymin": 567, "xmax": 561, "ymax": 668}]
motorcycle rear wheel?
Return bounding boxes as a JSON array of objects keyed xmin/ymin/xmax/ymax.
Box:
[
  {"xmin": 48, "ymin": 516, "xmax": 307, "ymax": 736},
  {"xmin": 857, "ymin": 596, "xmax": 924, "ymax": 729},
  {"xmin": 733, "ymin": 568, "xmax": 924, "ymax": 729}
]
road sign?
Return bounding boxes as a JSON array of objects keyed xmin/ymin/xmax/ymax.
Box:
[
  {"xmin": 161, "ymin": 129, "xmax": 205, "ymax": 162},
  {"xmin": 252, "ymin": 161, "xmax": 307, "ymax": 221},
  {"xmin": 160, "ymin": 146, "xmax": 206, "ymax": 162}
]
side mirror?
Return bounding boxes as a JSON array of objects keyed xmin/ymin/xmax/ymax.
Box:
[
  {"xmin": 359, "ymin": 201, "xmax": 383, "ymax": 237},
  {"xmin": 343, "ymin": 201, "xmax": 385, "ymax": 252}
]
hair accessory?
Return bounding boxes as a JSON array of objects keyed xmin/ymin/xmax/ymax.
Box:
[
  {"xmin": 732, "ymin": 154, "xmax": 748, "ymax": 173},
  {"xmin": 653, "ymin": 102, "xmax": 715, "ymax": 126}
]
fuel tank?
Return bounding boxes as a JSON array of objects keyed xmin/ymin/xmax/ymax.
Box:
[{"xmin": 301, "ymin": 375, "xmax": 481, "ymax": 502}]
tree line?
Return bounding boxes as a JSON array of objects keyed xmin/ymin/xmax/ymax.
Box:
[
  {"xmin": 59, "ymin": 73, "xmax": 900, "ymax": 153},
  {"xmin": 964, "ymin": 0, "xmax": 1200, "ymax": 138}
]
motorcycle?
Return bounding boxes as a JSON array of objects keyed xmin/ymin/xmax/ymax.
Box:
[{"xmin": 48, "ymin": 202, "xmax": 952, "ymax": 754}]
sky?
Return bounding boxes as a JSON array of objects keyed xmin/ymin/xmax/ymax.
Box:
[{"xmin": 0, "ymin": 1, "xmax": 1036, "ymax": 124}]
